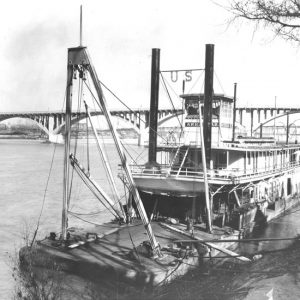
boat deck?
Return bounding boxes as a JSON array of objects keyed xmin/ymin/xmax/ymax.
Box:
[{"xmin": 32, "ymin": 220, "xmax": 245, "ymax": 287}]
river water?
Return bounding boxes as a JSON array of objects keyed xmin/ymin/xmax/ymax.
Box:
[
  {"xmin": 1, "ymin": 139, "xmax": 300, "ymax": 299},
  {"xmin": 0, "ymin": 139, "xmax": 147, "ymax": 298}
]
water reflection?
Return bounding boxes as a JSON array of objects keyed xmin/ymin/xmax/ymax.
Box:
[{"xmin": 237, "ymin": 207, "xmax": 300, "ymax": 255}]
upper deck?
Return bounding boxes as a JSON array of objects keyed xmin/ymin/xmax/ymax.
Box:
[
  {"xmin": 131, "ymin": 138, "xmax": 300, "ymax": 188},
  {"xmin": 132, "ymin": 93, "xmax": 300, "ymax": 191}
]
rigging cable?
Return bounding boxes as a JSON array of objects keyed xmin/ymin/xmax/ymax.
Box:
[
  {"xmin": 127, "ymin": 224, "xmax": 142, "ymax": 265},
  {"xmin": 68, "ymin": 212, "xmax": 114, "ymax": 226},
  {"xmin": 86, "ymin": 75, "xmax": 121, "ymax": 205},
  {"xmin": 69, "ymin": 185, "xmax": 128, "ymax": 217},
  {"xmin": 86, "ymin": 104, "xmax": 90, "ymax": 174},
  {"xmin": 95, "ymin": 79, "xmax": 172, "ymax": 145},
  {"xmin": 68, "ymin": 211, "xmax": 140, "ymax": 228},
  {"xmin": 214, "ymin": 70, "xmax": 225, "ymax": 95},
  {"xmin": 84, "ymin": 78, "xmax": 144, "ymax": 168},
  {"xmin": 97, "ymin": 75, "xmax": 203, "ymax": 170},
  {"xmin": 159, "ymin": 73, "xmax": 201, "ymax": 168},
  {"xmin": 187, "ymin": 70, "xmax": 204, "ymax": 94},
  {"xmin": 93, "ymin": 79, "xmax": 188, "ymax": 168},
  {"xmin": 30, "ymin": 88, "xmax": 67, "ymax": 248},
  {"xmin": 68, "ymin": 77, "xmax": 84, "ymax": 207},
  {"xmin": 160, "ymin": 72, "xmax": 183, "ymax": 136},
  {"xmin": 72, "ymin": 164, "xmax": 120, "ymax": 219}
]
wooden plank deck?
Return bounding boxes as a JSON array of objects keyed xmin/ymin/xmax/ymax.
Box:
[{"xmin": 30, "ymin": 220, "xmax": 249, "ymax": 287}]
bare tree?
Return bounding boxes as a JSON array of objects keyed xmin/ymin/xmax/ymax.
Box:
[{"xmin": 227, "ymin": 0, "xmax": 300, "ymax": 42}]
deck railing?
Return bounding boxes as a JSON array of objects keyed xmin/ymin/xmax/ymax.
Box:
[{"xmin": 130, "ymin": 160, "xmax": 300, "ymax": 181}]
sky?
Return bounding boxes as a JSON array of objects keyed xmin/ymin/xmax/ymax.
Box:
[{"xmin": 1, "ymin": 0, "xmax": 300, "ymax": 112}]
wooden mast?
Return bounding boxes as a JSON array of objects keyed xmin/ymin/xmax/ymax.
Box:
[
  {"xmin": 202, "ymin": 44, "xmax": 214, "ymax": 233},
  {"xmin": 61, "ymin": 54, "xmax": 73, "ymax": 241},
  {"xmin": 198, "ymin": 101, "xmax": 212, "ymax": 233},
  {"xmin": 61, "ymin": 6, "xmax": 83, "ymax": 242},
  {"xmin": 61, "ymin": 7, "xmax": 160, "ymax": 254}
]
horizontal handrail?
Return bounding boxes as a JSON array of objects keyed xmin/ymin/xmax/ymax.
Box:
[{"xmin": 130, "ymin": 160, "xmax": 300, "ymax": 181}]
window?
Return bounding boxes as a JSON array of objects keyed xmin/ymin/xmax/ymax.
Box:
[
  {"xmin": 287, "ymin": 178, "xmax": 292, "ymax": 196},
  {"xmin": 218, "ymin": 151, "xmax": 227, "ymax": 167},
  {"xmin": 247, "ymin": 152, "xmax": 251, "ymax": 164}
]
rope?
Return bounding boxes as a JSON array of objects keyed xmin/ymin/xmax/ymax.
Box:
[
  {"xmin": 84, "ymin": 77, "xmax": 203, "ymax": 174},
  {"xmin": 85, "ymin": 75, "xmax": 121, "ymax": 204},
  {"xmin": 73, "ymin": 162, "xmax": 119, "ymax": 219},
  {"xmin": 68, "ymin": 212, "xmax": 112, "ymax": 226},
  {"xmin": 30, "ymin": 88, "xmax": 67, "ymax": 248},
  {"xmin": 158, "ymin": 73, "xmax": 185, "ymax": 158},
  {"xmin": 214, "ymin": 70, "xmax": 225, "ymax": 94},
  {"xmin": 96, "ymin": 80, "xmax": 172, "ymax": 145},
  {"xmin": 85, "ymin": 106, "xmax": 90, "ymax": 174},
  {"xmin": 160, "ymin": 72, "xmax": 183, "ymax": 133},
  {"xmin": 68, "ymin": 78, "xmax": 83, "ymax": 206},
  {"xmin": 69, "ymin": 192, "xmax": 128, "ymax": 217},
  {"xmin": 154, "ymin": 248, "xmax": 188, "ymax": 287},
  {"xmin": 84, "ymin": 77, "xmax": 159, "ymax": 169},
  {"xmin": 187, "ymin": 70, "xmax": 204, "ymax": 94},
  {"xmin": 68, "ymin": 211, "xmax": 140, "ymax": 228},
  {"xmin": 127, "ymin": 225, "xmax": 142, "ymax": 264}
]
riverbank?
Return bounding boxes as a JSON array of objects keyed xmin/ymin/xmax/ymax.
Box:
[
  {"xmin": 150, "ymin": 238, "xmax": 300, "ymax": 300},
  {"xmin": 16, "ymin": 237, "xmax": 300, "ymax": 299},
  {"xmin": 0, "ymin": 134, "xmax": 44, "ymax": 139}
]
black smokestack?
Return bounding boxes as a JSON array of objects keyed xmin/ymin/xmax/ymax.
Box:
[
  {"xmin": 203, "ymin": 44, "xmax": 214, "ymax": 167},
  {"xmin": 147, "ymin": 48, "xmax": 160, "ymax": 167}
]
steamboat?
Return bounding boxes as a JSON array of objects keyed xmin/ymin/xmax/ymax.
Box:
[
  {"xmin": 132, "ymin": 45, "xmax": 300, "ymax": 236},
  {"xmin": 22, "ymin": 15, "xmax": 300, "ymax": 290}
]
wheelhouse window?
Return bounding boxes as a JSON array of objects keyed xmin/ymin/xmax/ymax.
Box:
[
  {"xmin": 217, "ymin": 151, "xmax": 227, "ymax": 168},
  {"xmin": 185, "ymin": 100, "xmax": 199, "ymax": 116}
]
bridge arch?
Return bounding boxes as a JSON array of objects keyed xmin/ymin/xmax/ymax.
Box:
[
  {"xmin": 157, "ymin": 111, "xmax": 184, "ymax": 127},
  {"xmin": 0, "ymin": 109, "xmax": 184, "ymax": 143},
  {"xmin": 253, "ymin": 111, "xmax": 300, "ymax": 133},
  {"xmin": 138, "ymin": 111, "xmax": 185, "ymax": 144},
  {"xmin": 56, "ymin": 110, "xmax": 184, "ymax": 135},
  {"xmin": 55, "ymin": 112, "xmax": 142, "ymax": 135},
  {"xmin": 0, "ymin": 116, "xmax": 50, "ymax": 136}
]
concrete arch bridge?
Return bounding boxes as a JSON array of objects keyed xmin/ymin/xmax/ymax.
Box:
[
  {"xmin": 0, "ymin": 109, "xmax": 183, "ymax": 144},
  {"xmin": 2, "ymin": 106, "xmax": 300, "ymax": 144},
  {"xmin": 252, "ymin": 110, "xmax": 300, "ymax": 143},
  {"xmin": 236, "ymin": 106, "xmax": 300, "ymax": 137}
]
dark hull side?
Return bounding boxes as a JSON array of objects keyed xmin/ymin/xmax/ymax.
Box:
[
  {"xmin": 139, "ymin": 191, "xmax": 210, "ymax": 223},
  {"xmin": 139, "ymin": 190, "xmax": 300, "ymax": 236}
]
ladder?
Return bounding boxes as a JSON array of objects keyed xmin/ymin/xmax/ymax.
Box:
[
  {"xmin": 169, "ymin": 146, "xmax": 182, "ymax": 168},
  {"xmin": 176, "ymin": 147, "xmax": 190, "ymax": 176}
]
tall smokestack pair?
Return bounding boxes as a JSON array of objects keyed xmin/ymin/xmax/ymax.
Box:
[{"xmin": 147, "ymin": 45, "xmax": 215, "ymax": 167}]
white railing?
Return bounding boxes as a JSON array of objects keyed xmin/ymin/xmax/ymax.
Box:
[{"xmin": 130, "ymin": 160, "xmax": 300, "ymax": 181}]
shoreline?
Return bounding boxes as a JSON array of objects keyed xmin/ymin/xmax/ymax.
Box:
[
  {"xmin": 0, "ymin": 136, "xmax": 140, "ymax": 145},
  {"xmin": 18, "ymin": 235, "xmax": 300, "ymax": 300}
]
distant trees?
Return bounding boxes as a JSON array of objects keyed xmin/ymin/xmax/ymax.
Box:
[{"xmin": 227, "ymin": 1, "xmax": 300, "ymax": 43}]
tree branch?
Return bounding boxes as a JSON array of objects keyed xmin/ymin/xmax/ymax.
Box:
[{"xmin": 227, "ymin": 0, "xmax": 300, "ymax": 42}]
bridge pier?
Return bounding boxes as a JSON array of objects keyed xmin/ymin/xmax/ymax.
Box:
[
  {"xmin": 48, "ymin": 133, "xmax": 64, "ymax": 144},
  {"xmin": 137, "ymin": 126, "xmax": 148, "ymax": 146}
]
